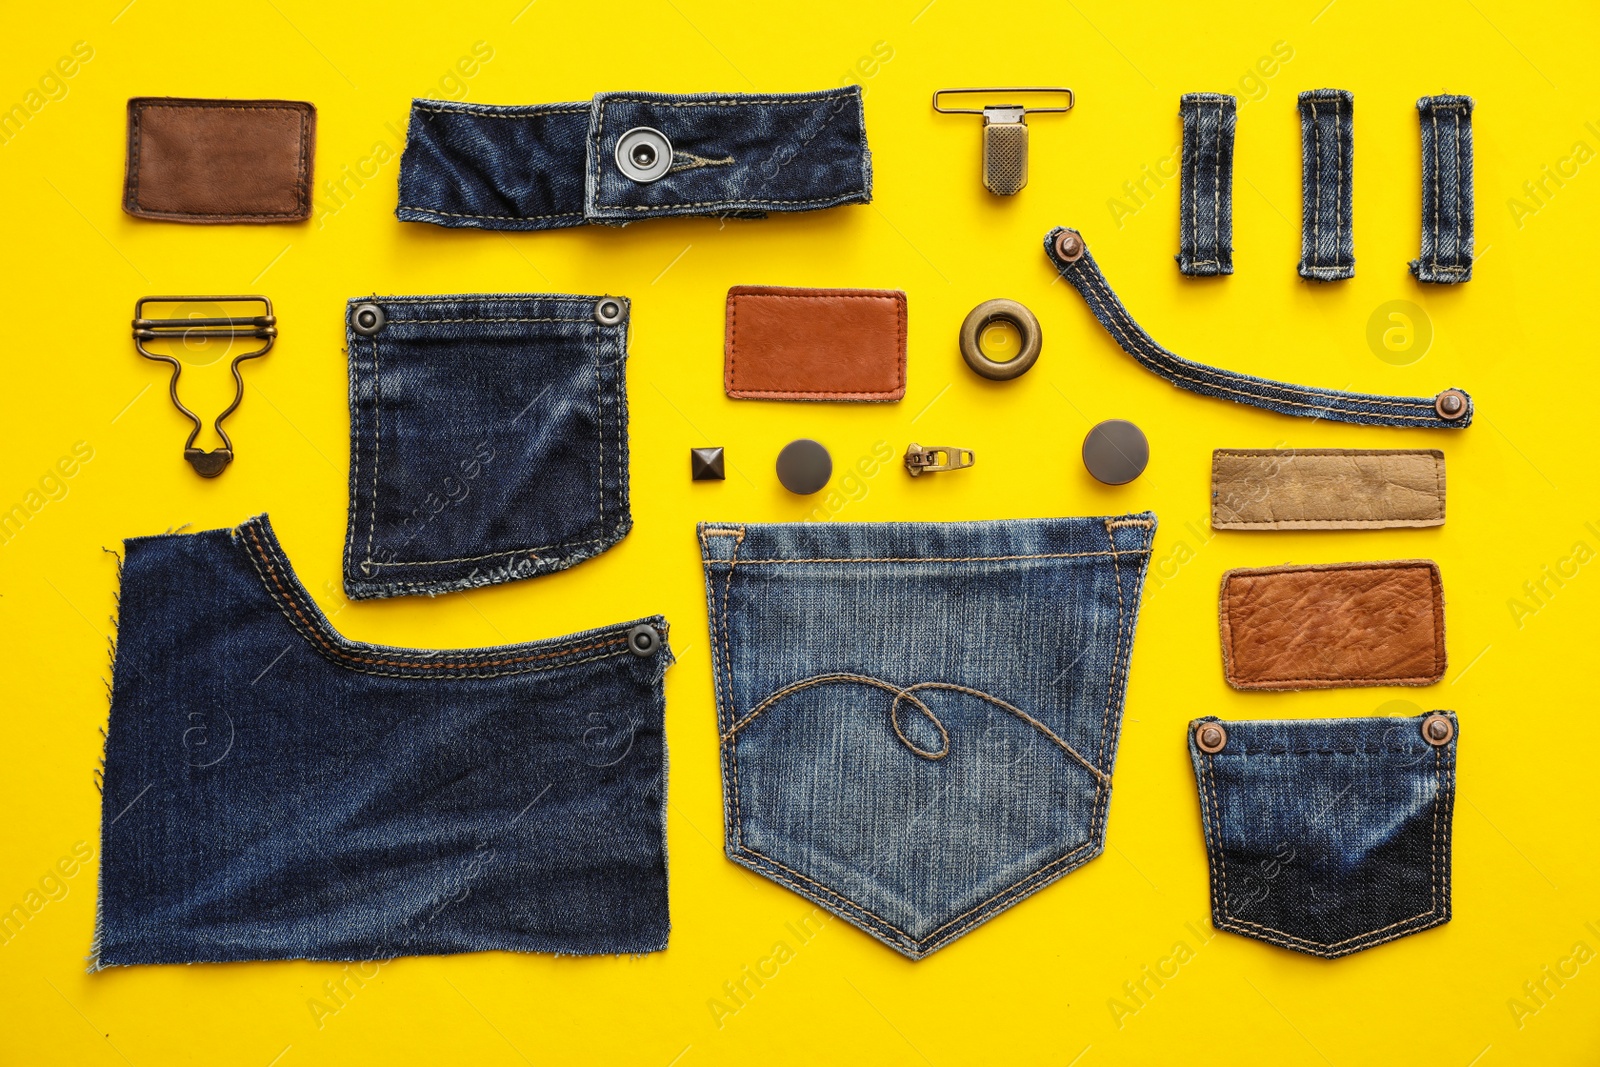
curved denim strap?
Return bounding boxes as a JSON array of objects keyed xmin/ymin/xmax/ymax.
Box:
[
  {"xmin": 1178, "ymin": 93, "xmax": 1236, "ymax": 276},
  {"xmin": 1297, "ymin": 89, "xmax": 1354, "ymax": 281},
  {"xmin": 396, "ymin": 88, "xmax": 871, "ymax": 231},
  {"xmin": 1044, "ymin": 227, "xmax": 1473, "ymax": 428},
  {"xmin": 1411, "ymin": 95, "xmax": 1474, "ymax": 284}
]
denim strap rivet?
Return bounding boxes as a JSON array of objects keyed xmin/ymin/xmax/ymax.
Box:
[
  {"xmin": 627, "ymin": 624, "xmax": 661, "ymax": 657},
  {"xmin": 1196, "ymin": 722, "xmax": 1227, "ymax": 753},
  {"xmin": 614, "ymin": 126, "xmax": 673, "ymax": 182},
  {"xmin": 594, "ymin": 296, "xmax": 625, "ymax": 325},
  {"xmin": 1434, "ymin": 389, "xmax": 1468, "ymax": 420},
  {"xmin": 1054, "ymin": 229, "xmax": 1085, "ymax": 262},
  {"xmin": 1422, "ymin": 714, "xmax": 1455, "ymax": 746},
  {"xmin": 351, "ymin": 302, "xmax": 385, "ymax": 336}
]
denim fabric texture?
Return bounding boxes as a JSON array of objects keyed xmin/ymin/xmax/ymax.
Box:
[
  {"xmin": 1044, "ymin": 227, "xmax": 1475, "ymax": 428},
  {"xmin": 95, "ymin": 516, "xmax": 672, "ymax": 968},
  {"xmin": 1178, "ymin": 93, "xmax": 1237, "ymax": 276},
  {"xmin": 699, "ymin": 515, "xmax": 1156, "ymax": 959},
  {"xmin": 1411, "ymin": 95, "xmax": 1475, "ymax": 284},
  {"xmin": 343, "ymin": 293, "xmax": 631, "ymax": 600},
  {"xmin": 1188, "ymin": 713, "xmax": 1457, "ymax": 959},
  {"xmin": 1297, "ymin": 89, "xmax": 1356, "ymax": 280},
  {"xmin": 396, "ymin": 88, "xmax": 872, "ymax": 231}
]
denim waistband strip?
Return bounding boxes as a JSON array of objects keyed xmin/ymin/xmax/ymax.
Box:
[
  {"xmin": 1297, "ymin": 89, "xmax": 1355, "ymax": 281},
  {"xmin": 1178, "ymin": 93, "xmax": 1237, "ymax": 277},
  {"xmin": 95, "ymin": 515, "xmax": 673, "ymax": 967},
  {"xmin": 343, "ymin": 293, "xmax": 632, "ymax": 599},
  {"xmin": 396, "ymin": 88, "xmax": 872, "ymax": 231},
  {"xmin": 699, "ymin": 514, "xmax": 1156, "ymax": 959},
  {"xmin": 1044, "ymin": 227, "xmax": 1474, "ymax": 428},
  {"xmin": 1189, "ymin": 713, "xmax": 1457, "ymax": 958},
  {"xmin": 1411, "ymin": 95, "xmax": 1475, "ymax": 284}
]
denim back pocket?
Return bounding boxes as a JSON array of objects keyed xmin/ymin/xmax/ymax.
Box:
[
  {"xmin": 344, "ymin": 294, "xmax": 631, "ymax": 599},
  {"xmin": 1189, "ymin": 713, "xmax": 1458, "ymax": 958},
  {"xmin": 699, "ymin": 515, "xmax": 1155, "ymax": 959}
]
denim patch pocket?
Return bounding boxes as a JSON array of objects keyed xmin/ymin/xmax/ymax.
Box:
[
  {"xmin": 343, "ymin": 293, "xmax": 631, "ymax": 599},
  {"xmin": 1188, "ymin": 713, "xmax": 1458, "ymax": 958},
  {"xmin": 699, "ymin": 515, "xmax": 1156, "ymax": 959},
  {"xmin": 96, "ymin": 515, "xmax": 671, "ymax": 968}
]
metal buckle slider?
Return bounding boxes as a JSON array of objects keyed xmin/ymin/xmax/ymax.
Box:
[
  {"xmin": 132, "ymin": 295, "xmax": 276, "ymax": 478},
  {"xmin": 932, "ymin": 87, "xmax": 1074, "ymax": 196},
  {"xmin": 904, "ymin": 443, "xmax": 975, "ymax": 477}
]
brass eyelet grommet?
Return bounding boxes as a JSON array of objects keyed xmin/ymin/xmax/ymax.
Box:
[
  {"xmin": 1195, "ymin": 722, "xmax": 1227, "ymax": 754},
  {"xmin": 1433, "ymin": 389, "xmax": 1468, "ymax": 420},
  {"xmin": 1421, "ymin": 713, "xmax": 1455, "ymax": 747},
  {"xmin": 959, "ymin": 298, "xmax": 1042, "ymax": 381}
]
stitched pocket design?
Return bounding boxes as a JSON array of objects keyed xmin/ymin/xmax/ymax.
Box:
[{"xmin": 1188, "ymin": 713, "xmax": 1457, "ymax": 958}]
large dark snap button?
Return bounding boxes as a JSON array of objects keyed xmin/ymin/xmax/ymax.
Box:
[
  {"xmin": 1421, "ymin": 713, "xmax": 1454, "ymax": 746},
  {"xmin": 594, "ymin": 297, "xmax": 625, "ymax": 326},
  {"xmin": 626, "ymin": 624, "xmax": 659, "ymax": 657},
  {"xmin": 614, "ymin": 127, "xmax": 673, "ymax": 182},
  {"xmin": 1196, "ymin": 722, "xmax": 1227, "ymax": 754},
  {"xmin": 1433, "ymin": 389, "xmax": 1468, "ymax": 420},
  {"xmin": 1082, "ymin": 419, "xmax": 1149, "ymax": 485},
  {"xmin": 351, "ymin": 303, "xmax": 385, "ymax": 336},
  {"xmin": 776, "ymin": 439, "xmax": 832, "ymax": 495},
  {"xmin": 959, "ymin": 298, "xmax": 1042, "ymax": 381}
]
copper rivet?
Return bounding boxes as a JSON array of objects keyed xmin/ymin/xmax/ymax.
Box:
[
  {"xmin": 1421, "ymin": 713, "xmax": 1454, "ymax": 747},
  {"xmin": 1196, "ymin": 723, "xmax": 1227, "ymax": 754},
  {"xmin": 1054, "ymin": 229, "xmax": 1085, "ymax": 262},
  {"xmin": 1433, "ymin": 389, "xmax": 1467, "ymax": 420}
]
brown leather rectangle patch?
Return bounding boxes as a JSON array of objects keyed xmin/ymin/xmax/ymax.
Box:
[
  {"xmin": 724, "ymin": 286, "xmax": 906, "ymax": 402},
  {"xmin": 123, "ymin": 98, "xmax": 316, "ymax": 223},
  {"xmin": 1219, "ymin": 560, "xmax": 1446, "ymax": 690},
  {"xmin": 1212, "ymin": 448, "xmax": 1445, "ymax": 530}
]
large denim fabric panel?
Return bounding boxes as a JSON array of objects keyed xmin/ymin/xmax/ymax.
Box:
[
  {"xmin": 344, "ymin": 293, "xmax": 630, "ymax": 600},
  {"xmin": 1044, "ymin": 226, "xmax": 1474, "ymax": 429},
  {"xmin": 95, "ymin": 516, "xmax": 672, "ymax": 968},
  {"xmin": 396, "ymin": 88, "xmax": 871, "ymax": 231},
  {"xmin": 1188, "ymin": 713, "xmax": 1457, "ymax": 959},
  {"xmin": 1177, "ymin": 93, "xmax": 1236, "ymax": 277},
  {"xmin": 396, "ymin": 101, "xmax": 591, "ymax": 230},
  {"xmin": 699, "ymin": 515, "xmax": 1156, "ymax": 959},
  {"xmin": 1297, "ymin": 89, "xmax": 1355, "ymax": 281},
  {"xmin": 1411, "ymin": 95, "xmax": 1474, "ymax": 284}
]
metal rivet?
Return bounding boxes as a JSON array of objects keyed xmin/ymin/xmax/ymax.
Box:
[
  {"xmin": 594, "ymin": 297, "xmax": 624, "ymax": 326},
  {"xmin": 626, "ymin": 624, "xmax": 659, "ymax": 657},
  {"xmin": 1196, "ymin": 722, "xmax": 1227, "ymax": 754},
  {"xmin": 351, "ymin": 303, "xmax": 385, "ymax": 336},
  {"xmin": 1434, "ymin": 389, "xmax": 1467, "ymax": 420},
  {"xmin": 614, "ymin": 127, "xmax": 673, "ymax": 182},
  {"xmin": 1054, "ymin": 229, "xmax": 1085, "ymax": 262},
  {"xmin": 1421, "ymin": 713, "xmax": 1454, "ymax": 747},
  {"xmin": 1082, "ymin": 419, "xmax": 1150, "ymax": 485},
  {"xmin": 959, "ymin": 298, "xmax": 1043, "ymax": 381},
  {"xmin": 776, "ymin": 439, "xmax": 832, "ymax": 495}
]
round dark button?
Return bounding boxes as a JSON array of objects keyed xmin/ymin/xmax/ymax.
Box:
[
  {"xmin": 594, "ymin": 297, "xmax": 625, "ymax": 326},
  {"xmin": 1082, "ymin": 419, "xmax": 1149, "ymax": 485},
  {"xmin": 1421, "ymin": 713, "xmax": 1454, "ymax": 746},
  {"xmin": 1434, "ymin": 389, "xmax": 1468, "ymax": 420},
  {"xmin": 351, "ymin": 303, "xmax": 385, "ymax": 336},
  {"xmin": 1054, "ymin": 229, "xmax": 1085, "ymax": 262},
  {"xmin": 1196, "ymin": 722, "xmax": 1227, "ymax": 753},
  {"xmin": 626, "ymin": 624, "xmax": 659, "ymax": 657},
  {"xmin": 776, "ymin": 439, "xmax": 832, "ymax": 495}
]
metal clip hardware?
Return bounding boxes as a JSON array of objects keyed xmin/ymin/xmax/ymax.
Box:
[
  {"xmin": 933, "ymin": 87, "xmax": 1074, "ymax": 196},
  {"xmin": 904, "ymin": 443, "xmax": 975, "ymax": 477},
  {"xmin": 132, "ymin": 296, "xmax": 276, "ymax": 478}
]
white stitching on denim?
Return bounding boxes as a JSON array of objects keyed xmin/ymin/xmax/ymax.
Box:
[
  {"xmin": 385, "ymin": 316, "xmax": 594, "ymax": 324},
  {"xmin": 1214, "ymin": 99, "xmax": 1224, "ymax": 266},
  {"xmin": 1093, "ymin": 519, "xmax": 1125, "ymax": 774},
  {"xmin": 363, "ymin": 334, "xmax": 380, "ymax": 572},
  {"xmin": 397, "ymin": 206, "xmax": 585, "ymax": 222},
  {"xmin": 1310, "ymin": 97, "xmax": 1322, "ymax": 269},
  {"xmin": 411, "ymin": 103, "xmax": 588, "ymax": 118},
  {"xmin": 719, "ymin": 549, "xmax": 1138, "ymax": 565},
  {"xmin": 361, "ymin": 537, "xmax": 608, "ymax": 567},
  {"xmin": 1428, "ymin": 107, "xmax": 1441, "ymax": 270},
  {"xmin": 596, "ymin": 310, "xmax": 604, "ymax": 532}
]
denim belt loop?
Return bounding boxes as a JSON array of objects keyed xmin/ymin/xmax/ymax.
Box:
[
  {"xmin": 1178, "ymin": 93, "xmax": 1237, "ymax": 276},
  {"xmin": 1044, "ymin": 226, "xmax": 1474, "ymax": 428},
  {"xmin": 1297, "ymin": 89, "xmax": 1355, "ymax": 281},
  {"xmin": 1411, "ymin": 95, "xmax": 1475, "ymax": 284}
]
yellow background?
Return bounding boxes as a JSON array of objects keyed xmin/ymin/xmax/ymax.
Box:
[{"xmin": 3, "ymin": 1, "xmax": 1597, "ymax": 1063}]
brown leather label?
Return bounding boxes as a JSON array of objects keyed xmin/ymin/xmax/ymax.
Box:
[
  {"xmin": 724, "ymin": 286, "xmax": 907, "ymax": 402},
  {"xmin": 1212, "ymin": 449, "xmax": 1445, "ymax": 530},
  {"xmin": 123, "ymin": 98, "xmax": 316, "ymax": 223},
  {"xmin": 1219, "ymin": 560, "xmax": 1446, "ymax": 690}
]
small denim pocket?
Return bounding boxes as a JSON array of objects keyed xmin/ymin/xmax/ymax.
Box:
[
  {"xmin": 1188, "ymin": 713, "xmax": 1457, "ymax": 958},
  {"xmin": 700, "ymin": 515, "xmax": 1156, "ymax": 959},
  {"xmin": 343, "ymin": 293, "xmax": 631, "ymax": 599}
]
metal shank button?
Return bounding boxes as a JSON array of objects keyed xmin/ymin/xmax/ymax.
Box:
[
  {"xmin": 1196, "ymin": 722, "xmax": 1227, "ymax": 753},
  {"xmin": 626, "ymin": 624, "xmax": 660, "ymax": 657},
  {"xmin": 351, "ymin": 303, "xmax": 385, "ymax": 336},
  {"xmin": 614, "ymin": 127, "xmax": 674, "ymax": 182}
]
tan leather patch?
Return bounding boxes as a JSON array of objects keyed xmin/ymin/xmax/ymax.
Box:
[
  {"xmin": 1219, "ymin": 560, "xmax": 1446, "ymax": 690},
  {"xmin": 1212, "ymin": 449, "xmax": 1445, "ymax": 530},
  {"xmin": 123, "ymin": 98, "xmax": 316, "ymax": 223},
  {"xmin": 724, "ymin": 286, "xmax": 907, "ymax": 402}
]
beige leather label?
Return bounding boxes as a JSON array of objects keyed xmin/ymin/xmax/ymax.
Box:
[
  {"xmin": 1219, "ymin": 560, "xmax": 1446, "ymax": 690},
  {"xmin": 1211, "ymin": 448, "xmax": 1445, "ymax": 530}
]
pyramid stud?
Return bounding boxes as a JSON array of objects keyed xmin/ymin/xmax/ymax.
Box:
[{"xmin": 690, "ymin": 446, "xmax": 726, "ymax": 481}]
